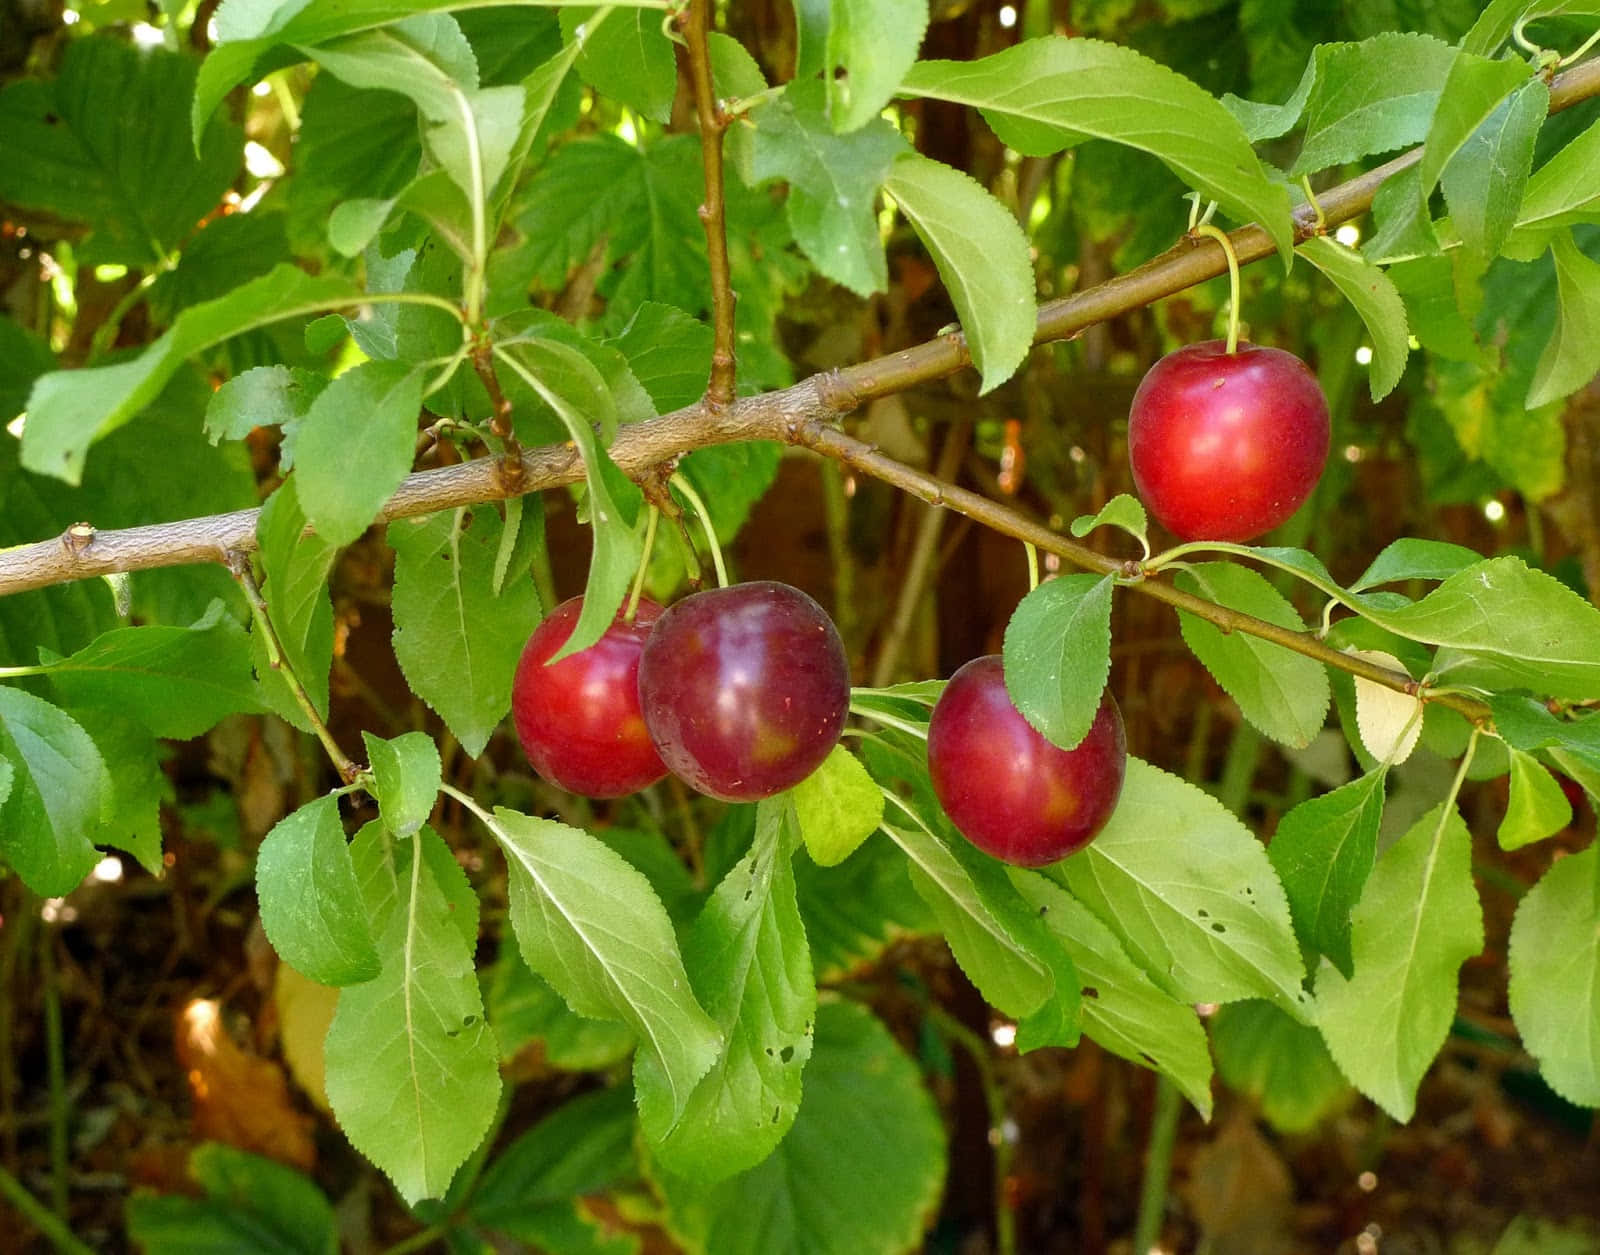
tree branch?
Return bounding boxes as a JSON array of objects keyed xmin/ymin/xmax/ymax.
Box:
[
  {"xmin": 681, "ymin": 0, "xmax": 738, "ymax": 408},
  {"xmin": 6, "ymin": 53, "xmax": 1599, "ymax": 718}
]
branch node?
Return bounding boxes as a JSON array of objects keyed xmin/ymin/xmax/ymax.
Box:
[{"xmin": 61, "ymin": 522, "xmax": 95, "ymax": 557}]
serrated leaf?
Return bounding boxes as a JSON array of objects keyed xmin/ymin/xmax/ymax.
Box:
[
  {"xmin": 815, "ymin": 0, "xmax": 928, "ymax": 133},
  {"xmin": 1417, "ymin": 51, "xmax": 1533, "ymax": 211},
  {"xmin": 361, "ymin": 731, "xmax": 441, "ymax": 838},
  {"xmin": 1315, "ymin": 802, "xmax": 1483, "ymax": 1121},
  {"xmin": 651, "ymin": 796, "xmax": 816, "ymax": 1181},
  {"xmin": 609, "ymin": 302, "xmax": 712, "ymax": 412},
  {"xmin": 1002, "ymin": 573, "xmax": 1114, "ymax": 750},
  {"xmin": 561, "ymin": 6, "xmax": 675, "ymax": 124},
  {"xmin": 1441, "ymin": 78, "xmax": 1546, "ymax": 268},
  {"xmin": 900, "ymin": 37, "xmax": 1293, "ymax": 261},
  {"xmin": 1267, "ymin": 768, "xmax": 1387, "ymax": 977},
  {"xmin": 484, "ymin": 947, "xmax": 634, "ymax": 1069},
  {"xmin": 0, "ymin": 688, "xmax": 110, "ymax": 896},
  {"xmin": 793, "ymin": 832, "xmax": 934, "ymax": 981},
  {"xmin": 41, "ymin": 601, "xmax": 263, "ymax": 739},
  {"xmin": 126, "ymin": 1143, "xmax": 338, "ymax": 1255},
  {"xmin": 1069, "ymin": 494, "xmax": 1149, "ymax": 548},
  {"xmin": 1011, "ymin": 871, "xmax": 1213, "ymax": 1117},
  {"xmin": 205, "ymin": 365, "xmax": 328, "ymax": 450},
  {"xmin": 468, "ymin": 1085, "xmax": 639, "ymax": 1248},
  {"xmin": 293, "ymin": 360, "xmax": 422, "ymax": 549},
  {"xmin": 1490, "ymin": 695, "xmax": 1600, "ymax": 766},
  {"xmin": 1508, "ymin": 117, "xmax": 1600, "ymax": 251},
  {"xmin": 1527, "ymin": 231, "xmax": 1600, "ymax": 409},
  {"xmin": 1349, "ymin": 539, "xmax": 1483, "ymax": 592},
  {"xmin": 1211, "ymin": 1000, "xmax": 1349, "ymax": 1133},
  {"xmin": 651, "ymin": 1000, "xmax": 946, "ymax": 1255},
  {"xmin": 1290, "ymin": 33, "xmax": 1457, "ymax": 175},
  {"xmin": 881, "ymin": 809, "xmax": 1052, "ymax": 1018},
  {"xmin": 747, "ymin": 80, "xmax": 905, "ymax": 296},
  {"xmin": 1299, "ymin": 236, "xmax": 1410, "ymax": 401},
  {"xmin": 255, "ymin": 794, "xmax": 380, "ymax": 987},
  {"xmin": 1500, "ymin": 748, "xmax": 1572, "ymax": 850},
  {"xmin": 1349, "ymin": 648, "xmax": 1424, "ymax": 765},
  {"xmin": 1175, "ymin": 563, "xmax": 1329, "ymax": 749},
  {"xmin": 883, "ymin": 153, "xmax": 1035, "ymax": 393},
  {"xmin": 792, "ymin": 746, "xmax": 883, "ymax": 867},
  {"xmin": 256, "ymin": 479, "xmax": 338, "ymax": 725},
  {"xmin": 484, "ymin": 807, "xmax": 721, "ymax": 1140},
  {"xmin": 1508, "ymin": 845, "xmax": 1600, "ymax": 1106},
  {"xmin": 493, "ymin": 339, "xmax": 643, "ymax": 661},
  {"xmin": 22, "ymin": 265, "xmax": 360, "ymax": 484},
  {"xmin": 1056, "ymin": 758, "xmax": 1310, "ymax": 1020},
  {"xmin": 388, "ymin": 505, "xmax": 542, "ymax": 757},
  {"xmin": 1363, "ymin": 557, "xmax": 1600, "ymax": 701},
  {"xmin": 0, "ymin": 35, "xmax": 241, "ymax": 266},
  {"xmin": 325, "ymin": 823, "xmax": 499, "ymax": 1204}
]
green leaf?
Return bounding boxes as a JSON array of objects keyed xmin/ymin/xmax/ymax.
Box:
[
  {"xmin": 361, "ymin": 731, "xmax": 441, "ymax": 838},
  {"xmin": 1490, "ymin": 695, "xmax": 1600, "ymax": 766},
  {"xmin": 484, "ymin": 947, "xmax": 634, "ymax": 1069},
  {"xmin": 256, "ymin": 479, "xmax": 339, "ymax": 725},
  {"xmin": 880, "ymin": 812, "xmax": 1052, "ymax": 1018},
  {"xmin": 1069, "ymin": 494, "xmax": 1149, "ymax": 550},
  {"xmin": 126, "ymin": 1143, "xmax": 338, "ymax": 1255},
  {"xmin": 1055, "ymin": 758, "xmax": 1310, "ymax": 1020},
  {"xmin": 1289, "ymin": 33, "xmax": 1458, "ymax": 175},
  {"xmin": 1508, "ymin": 117, "xmax": 1600, "ymax": 250},
  {"xmin": 650, "ymin": 796, "xmax": 816, "ymax": 1181},
  {"xmin": 1267, "ymin": 768, "xmax": 1387, "ymax": 977},
  {"xmin": 0, "ymin": 36, "xmax": 241, "ymax": 266},
  {"xmin": 651, "ymin": 1000, "xmax": 946, "ymax": 1255},
  {"xmin": 485, "ymin": 807, "xmax": 722, "ymax": 1141},
  {"xmin": 1417, "ymin": 51, "xmax": 1533, "ymax": 212},
  {"xmin": 610, "ymin": 302, "xmax": 712, "ymax": 412},
  {"xmin": 1299, "ymin": 236, "xmax": 1409, "ymax": 401},
  {"xmin": 388, "ymin": 505, "xmax": 542, "ymax": 757},
  {"xmin": 325, "ymin": 822, "xmax": 499, "ymax": 1205},
  {"xmin": 205, "ymin": 365, "xmax": 328, "ymax": 451},
  {"xmin": 821, "ymin": 0, "xmax": 929, "ymax": 134},
  {"xmin": 22, "ymin": 265, "xmax": 360, "ymax": 484},
  {"xmin": 40, "ymin": 601, "xmax": 262, "ymax": 739},
  {"xmin": 468, "ymin": 1085, "xmax": 639, "ymax": 1248},
  {"xmin": 1500, "ymin": 748, "xmax": 1572, "ymax": 850},
  {"xmin": 900, "ymin": 37, "xmax": 1294, "ymax": 261},
  {"xmin": 792, "ymin": 746, "xmax": 884, "ymax": 867},
  {"xmin": 1175, "ymin": 563, "xmax": 1330, "ymax": 749},
  {"xmin": 1440, "ymin": 78, "xmax": 1547, "ymax": 268},
  {"xmin": 793, "ymin": 833, "xmax": 934, "ymax": 982},
  {"xmin": 883, "ymin": 152, "xmax": 1036, "ymax": 393},
  {"xmin": 1002, "ymin": 573, "xmax": 1114, "ymax": 750},
  {"xmin": 553, "ymin": 6, "xmax": 671, "ymax": 123},
  {"xmin": 0, "ymin": 688, "xmax": 110, "ymax": 896},
  {"xmin": 493, "ymin": 339, "xmax": 643, "ymax": 661},
  {"xmin": 1527, "ymin": 231, "xmax": 1600, "ymax": 409},
  {"xmin": 1314, "ymin": 802, "xmax": 1483, "ymax": 1121},
  {"xmin": 75, "ymin": 711, "xmax": 166, "ymax": 875},
  {"xmin": 293, "ymin": 361, "xmax": 422, "ymax": 549},
  {"xmin": 1349, "ymin": 539, "xmax": 1483, "ymax": 592},
  {"xmin": 1364, "ymin": 557, "xmax": 1600, "ymax": 701},
  {"xmin": 1210, "ymin": 1000, "xmax": 1349, "ymax": 1134},
  {"xmin": 1011, "ymin": 872, "xmax": 1214, "ymax": 1117},
  {"xmin": 746, "ymin": 80, "xmax": 905, "ymax": 296},
  {"xmin": 255, "ymin": 794, "xmax": 380, "ymax": 987},
  {"xmin": 1507, "ymin": 844, "xmax": 1600, "ymax": 1106}
]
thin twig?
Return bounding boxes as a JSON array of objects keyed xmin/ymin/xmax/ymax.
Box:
[
  {"xmin": 680, "ymin": 0, "xmax": 738, "ymax": 407},
  {"xmin": 227, "ymin": 552, "xmax": 364, "ymax": 784},
  {"xmin": 470, "ymin": 339, "xmax": 524, "ymax": 494},
  {"xmin": 0, "ymin": 1160, "xmax": 95, "ymax": 1255}
]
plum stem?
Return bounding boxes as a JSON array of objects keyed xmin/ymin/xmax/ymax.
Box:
[
  {"xmin": 670, "ymin": 473, "xmax": 729, "ymax": 588},
  {"xmin": 625, "ymin": 505, "xmax": 661, "ymax": 624},
  {"xmin": 1192, "ymin": 223, "xmax": 1242, "ymax": 354},
  {"xmin": 1024, "ymin": 542, "xmax": 1040, "ymax": 592}
]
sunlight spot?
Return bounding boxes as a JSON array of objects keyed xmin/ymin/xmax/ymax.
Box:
[
  {"xmin": 131, "ymin": 22, "xmax": 165, "ymax": 48},
  {"xmin": 91, "ymin": 855, "xmax": 123, "ymax": 884},
  {"xmin": 1335, "ymin": 223, "xmax": 1361, "ymax": 247},
  {"xmin": 999, "ymin": 4, "xmax": 1018, "ymax": 27},
  {"xmin": 990, "ymin": 1021, "xmax": 1017, "ymax": 1047},
  {"xmin": 1354, "ymin": 345, "xmax": 1373, "ymax": 366},
  {"xmin": 1483, "ymin": 499, "xmax": 1506, "ymax": 523}
]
